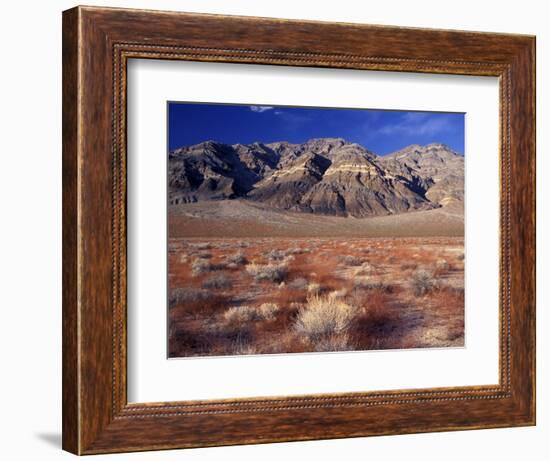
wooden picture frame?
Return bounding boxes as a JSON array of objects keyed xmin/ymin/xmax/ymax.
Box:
[{"xmin": 62, "ymin": 5, "xmax": 536, "ymax": 455}]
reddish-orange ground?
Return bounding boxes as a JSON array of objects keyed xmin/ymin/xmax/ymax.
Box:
[{"xmin": 168, "ymin": 237, "xmax": 464, "ymax": 358}]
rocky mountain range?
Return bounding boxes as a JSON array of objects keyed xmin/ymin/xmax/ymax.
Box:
[{"xmin": 168, "ymin": 138, "xmax": 464, "ymax": 218}]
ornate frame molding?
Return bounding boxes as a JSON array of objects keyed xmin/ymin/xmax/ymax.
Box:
[{"xmin": 63, "ymin": 6, "xmax": 535, "ymax": 454}]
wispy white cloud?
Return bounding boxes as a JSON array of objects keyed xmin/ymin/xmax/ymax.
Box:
[
  {"xmin": 271, "ymin": 110, "xmax": 312, "ymax": 127},
  {"xmin": 249, "ymin": 105, "xmax": 274, "ymax": 113},
  {"xmin": 378, "ymin": 113, "xmax": 453, "ymax": 136}
]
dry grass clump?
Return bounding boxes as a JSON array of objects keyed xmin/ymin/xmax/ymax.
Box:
[
  {"xmin": 223, "ymin": 305, "xmax": 258, "ymax": 324},
  {"xmin": 191, "ymin": 258, "xmax": 214, "ymax": 275},
  {"xmin": 341, "ymin": 255, "xmax": 362, "ymax": 266},
  {"xmin": 258, "ymin": 302, "xmax": 280, "ymax": 320},
  {"xmin": 191, "ymin": 242, "xmax": 212, "ymax": 250},
  {"xmin": 169, "ymin": 287, "xmax": 210, "ymax": 306},
  {"xmin": 246, "ymin": 262, "xmax": 288, "ymax": 283},
  {"xmin": 328, "ymin": 288, "xmax": 348, "ymax": 300},
  {"xmin": 287, "ymin": 246, "xmax": 311, "ymax": 255},
  {"xmin": 435, "ymin": 259, "xmax": 450, "ymax": 271},
  {"xmin": 169, "ymin": 291, "xmax": 228, "ymax": 318},
  {"xmin": 231, "ymin": 340, "xmax": 257, "ymax": 355},
  {"xmin": 352, "ymin": 278, "xmax": 372, "ymax": 290},
  {"xmin": 411, "ymin": 269, "xmax": 440, "ymax": 296},
  {"xmin": 227, "ymin": 251, "xmax": 248, "ymax": 265},
  {"xmin": 223, "ymin": 303, "xmax": 280, "ymax": 325},
  {"xmin": 313, "ymin": 333, "xmax": 353, "ymax": 352},
  {"xmin": 267, "ymin": 249, "xmax": 288, "ymax": 261},
  {"xmin": 307, "ymin": 282, "xmax": 321, "ymax": 296},
  {"xmin": 354, "ymin": 262, "xmax": 372, "ymax": 276},
  {"xmin": 191, "ymin": 258, "xmax": 225, "ymax": 275},
  {"xmin": 353, "ymin": 278, "xmax": 394, "ymax": 293},
  {"xmin": 202, "ymin": 274, "xmax": 231, "ymax": 290},
  {"xmin": 294, "ymin": 295, "xmax": 360, "ymax": 342}
]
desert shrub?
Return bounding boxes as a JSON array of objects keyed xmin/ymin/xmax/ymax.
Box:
[
  {"xmin": 411, "ymin": 270, "xmax": 440, "ymax": 296},
  {"xmin": 202, "ymin": 274, "xmax": 231, "ymax": 290},
  {"xmin": 294, "ymin": 295, "xmax": 359, "ymax": 341},
  {"xmin": 223, "ymin": 305, "xmax": 259, "ymax": 324},
  {"xmin": 230, "ymin": 332, "xmax": 257, "ymax": 355},
  {"xmin": 313, "ymin": 333, "xmax": 354, "ymax": 352},
  {"xmin": 245, "ymin": 262, "xmax": 288, "ymax": 283},
  {"xmin": 448, "ymin": 286, "xmax": 465, "ymax": 296},
  {"xmin": 457, "ymin": 252, "xmax": 465, "ymax": 261},
  {"xmin": 267, "ymin": 249, "xmax": 287, "ymax": 261},
  {"xmin": 354, "ymin": 262, "xmax": 372, "ymax": 276},
  {"xmin": 353, "ymin": 278, "xmax": 372, "ymax": 290},
  {"xmin": 191, "ymin": 242, "xmax": 212, "ymax": 250},
  {"xmin": 231, "ymin": 341, "xmax": 257, "ymax": 355},
  {"xmin": 341, "ymin": 255, "xmax": 362, "ymax": 266},
  {"xmin": 169, "ymin": 288, "xmax": 210, "ymax": 306},
  {"xmin": 435, "ymin": 259, "xmax": 450, "ymax": 271},
  {"xmin": 258, "ymin": 302, "xmax": 279, "ymax": 320},
  {"xmin": 289, "ymin": 302, "xmax": 304, "ymax": 310},
  {"xmin": 197, "ymin": 251, "xmax": 212, "ymax": 259},
  {"xmin": 328, "ymin": 288, "xmax": 348, "ymax": 300},
  {"xmin": 191, "ymin": 258, "xmax": 214, "ymax": 275},
  {"xmin": 289, "ymin": 277, "xmax": 308, "ymax": 290},
  {"xmin": 227, "ymin": 251, "xmax": 248, "ymax": 265},
  {"xmin": 288, "ymin": 246, "xmax": 311, "ymax": 255},
  {"xmin": 191, "ymin": 258, "xmax": 226, "ymax": 275},
  {"xmin": 169, "ymin": 290, "xmax": 230, "ymax": 319},
  {"xmin": 307, "ymin": 282, "xmax": 321, "ymax": 296},
  {"xmin": 353, "ymin": 279, "xmax": 394, "ymax": 293}
]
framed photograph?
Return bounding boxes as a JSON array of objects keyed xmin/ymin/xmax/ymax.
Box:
[{"xmin": 62, "ymin": 6, "xmax": 535, "ymax": 455}]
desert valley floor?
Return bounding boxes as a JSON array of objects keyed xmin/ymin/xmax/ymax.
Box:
[{"xmin": 168, "ymin": 201, "xmax": 465, "ymax": 358}]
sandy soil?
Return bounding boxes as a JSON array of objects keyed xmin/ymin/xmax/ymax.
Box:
[{"xmin": 169, "ymin": 199, "xmax": 464, "ymax": 238}]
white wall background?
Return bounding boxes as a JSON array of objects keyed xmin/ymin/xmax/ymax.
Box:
[{"xmin": 0, "ymin": 0, "xmax": 545, "ymax": 459}]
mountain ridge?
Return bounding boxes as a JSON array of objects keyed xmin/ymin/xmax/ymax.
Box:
[{"xmin": 169, "ymin": 138, "xmax": 464, "ymax": 218}]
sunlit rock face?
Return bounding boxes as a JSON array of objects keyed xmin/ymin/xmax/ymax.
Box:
[{"xmin": 169, "ymin": 138, "xmax": 464, "ymax": 218}]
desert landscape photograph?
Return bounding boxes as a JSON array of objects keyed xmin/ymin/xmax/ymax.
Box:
[{"xmin": 167, "ymin": 103, "xmax": 465, "ymax": 358}]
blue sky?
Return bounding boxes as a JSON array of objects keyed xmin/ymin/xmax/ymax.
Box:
[{"xmin": 168, "ymin": 102, "xmax": 464, "ymax": 155}]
